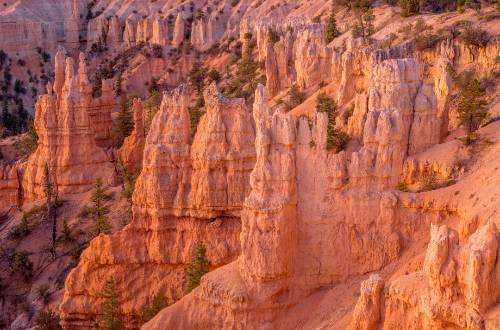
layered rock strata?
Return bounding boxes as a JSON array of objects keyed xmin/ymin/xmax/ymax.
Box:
[
  {"xmin": 350, "ymin": 222, "xmax": 500, "ymax": 330},
  {"xmin": 142, "ymin": 52, "xmax": 473, "ymax": 328},
  {"xmin": 22, "ymin": 49, "xmax": 115, "ymax": 202},
  {"xmin": 0, "ymin": 164, "xmax": 20, "ymax": 210},
  {"xmin": 60, "ymin": 84, "xmax": 256, "ymax": 328}
]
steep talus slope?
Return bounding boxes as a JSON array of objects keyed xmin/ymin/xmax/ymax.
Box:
[{"xmin": 59, "ymin": 84, "xmax": 256, "ymax": 328}]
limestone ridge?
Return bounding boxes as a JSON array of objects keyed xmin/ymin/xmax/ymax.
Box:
[
  {"xmin": 22, "ymin": 48, "xmax": 116, "ymax": 202},
  {"xmin": 60, "ymin": 84, "xmax": 256, "ymax": 327}
]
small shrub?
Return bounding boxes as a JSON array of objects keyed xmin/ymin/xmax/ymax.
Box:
[
  {"xmin": 342, "ymin": 105, "xmax": 354, "ymax": 125},
  {"xmin": 36, "ymin": 285, "xmax": 51, "ymax": 305},
  {"xmin": 189, "ymin": 63, "xmax": 206, "ymax": 93},
  {"xmin": 188, "ymin": 96, "xmax": 205, "ymax": 136},
  {"xmin": 398, "ymin": 181, "xmax": 409, "ymax": 192},
  {"xmin": 286, "ymin": 84, "xmax": 306, "ymax": 110},
  {"xmin": 9, "ymin": 250, "xmax": 33, "ymax": 280},
  {"xmin": 151, "ymin": 44, "xmax": 163, "ymax": 58},
  {"xmin": 208, "ymin": 69, "xmax": 221, "ymax": 83},
  {"xmin": 267, "ymin": 28, "xmax": 280, "ymax": 45},
  {"xmin": 18, "ymin": 119, "xmax": 38, "ymax": 158},
  {"xmin": 59, "ymin": 219, "xmax": 73, "ymax": 243},
  {"xmin": 8, "ymin": 214, "xmax": 31, "ymax": 240},
  {"xmin": 421, "ymin": 162, "xmax": 438, "ymax": 191},
  {"xmin": 415, "ymin": 32, "xmax": 443, "ymax": 51},
  {"xmin": 35, "ymin": 309, "xmax": 61, "ymax": 330},
  {"xmin": 460, "ymin": 26, "xmax": 490, "ymax": 48}
]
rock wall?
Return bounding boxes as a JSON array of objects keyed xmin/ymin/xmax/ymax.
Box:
[
  {"xmin": 142, "ymin": 51, "xmax": 474, "ymax": 328},
  {"xmin": 60, "ymin": 84, "xmax": 256, "ymax": 328},
  {"xmin": 118, "ymin": 98, "xmax": 145, "ymax": 173},
  {"xmin": 21, "ymin": 49, "xmax": 115, "ymax": 202},
  {"xmin": 352, "ymin": 222, "xmax": 500, "ymax": 330},
  {"xmin": 0, "ymin": 164, "xmax": 20, "ymax": 211}
]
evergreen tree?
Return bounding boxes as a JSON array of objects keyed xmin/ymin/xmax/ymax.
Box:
[
  {"xmin": 112, "ymin": 96, "xmax": 133, "ymax": 149},
  {"xmin": 140, "ymin": 293, "xmax": 167, "ymax": 324},
  {"xmin": 100, "ymin": 279, "xmax": 123, "ymax": 330},
  {"xmin": 119, "ymin": 162, "xmax": 136, "ymax": 215},
  {"xmin": 18, "ymin": 119, "xmax": 38, "ymax": 158},
  {"xmin": 457, "ymin": 78, "xmax": 488, "ymax": 145},
  {"xmin": 352, "ymin": 0, "xmax": 375, "ymax": 41},
  {"xmin": 325, "ymin": 1, "xmax": 340, "ymax": 44},
  {"xmin": 398, "ymin": 0, "xmax": 420, "ymax": 17},
  {"xmin": 316, "ymin": 93, "xmax": 348, "ymax": 152},
  {"xmin": 1, "ymin": 96, "xmax": 11, "ymax": 133},
  {"xmin": 114, "ymin": 74, "xmax": 122, "ymax": 98},
  {"xmin": 186, "ymin": 242, "xmax": 210, "ymax": 292},
  {"xmin": 89, "ymin": 177, "xmax": 111, "ymax": 239},
  {"xmin": 189, "ymin": 63, "xmax": 206, "ymax": 94},
  {"xmin": 42, "ymin": 163, "xmax": 57, "ymax": 256},
  {"xmin": 148, "ymin": 78, "xmax": 159, "ymax": 94}
]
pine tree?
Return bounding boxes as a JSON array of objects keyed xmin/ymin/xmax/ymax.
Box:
[
  {"xmin": 325, "ymin": 1, "xmax": 340, "ymax": 44},
  {"xmin": 100, "ymin": 279, "xmax": 123, "ymax": 330},
  {"xmin": 316, "ymin": 93, "xmax": 348, "ymax": 152},
  {"xmin": 114, "ymin": 74, "xmax": 122, "ymax": 98},
  {"xmin": 89, "ymin": 177, "xmax": 111, "ymax": 239},
  {"xmin": 112, "ymin": 96, "xmax": 133, "ymax": 149},
  {"xmin": 140, "ymin": 293, "xmax": 167, "ymax": 324},
  {"xmin": 186, "ymin": 242, "xmax": 210, "ymax": 293},
  {"xmin": 352, "ymin": 0, "xmax": 374, "ymax": 41},
  {"xmin": 457, "ymin": 78, "xmax": 488, "ymax": 145},
  {"xmin": 42, "ymin": 163, "xmax": 57, "ymax": 256}
]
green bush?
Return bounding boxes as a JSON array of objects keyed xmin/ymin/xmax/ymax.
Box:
[
  {"xmin": 186, "ymin": 242, "xmax": 210, "ymax": 293},
  {"xmin": 140, "ymin": 294, "xmax": 167, "ymax": 324},
  {"xmin": 286, "ymin": 84, "xmax": 306, "ymax": 111},
  {"xmin": 9, "ymin": 250, "xmax": 33, "ymax": 280},
  {"xmin": 88, "ymin": 177, "xmax": 112, "ymax": 239},
  {"xmin": 18, "ymin": 119, "xmax": 38, "ymax": 158},
  {"xmin": 100, "ymin": 279, "xmax": 123, "ymax": 330},
  {"xmin": 460, "ymin": 26, "xmax": 490, "ymax": 48},
  {"xmin": 457, "ymin": 78, "xmax": 488, "ymax": 145},
  {"xmin": 189, "ymin": 63, "xmax": 206, "ymax": 94},
  {"xmin": 316, "ymin": 93, "xmax": 348, "ymax": 152},
  {"xmin": 188, "ymin": 96, "xmax": 205, "ymax": 136},
  {"xmin": 325, "ymin": 2, "xmax": 340, "ymax": 43},
  {"xmin": 35, "ymin": 309, "xmax": 61, "ymax": 330},
  {"xmin": 112, "ymin": 96, "xmax": 133, "ymax": 149},
  {"xmin": 267, "ymin": 28, "xmax": 280, "ymax": 45},
  {"xmin": 8, "ymin": 214, "xmax": 31, "ymax": 240}
]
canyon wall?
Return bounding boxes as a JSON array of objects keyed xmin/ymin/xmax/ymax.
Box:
[
  {"xmin": 59, "ymin": 84, "xmax": 256, "ymax": 328},
  {"xmin": 142, "ymin": 33, "xmax": 500, "ymax": 328},
  {"xmin": 21, "ymin": 49, "xmax": 116, "ymax": 202}
]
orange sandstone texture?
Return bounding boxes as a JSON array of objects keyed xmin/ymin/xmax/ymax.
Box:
[
  {"xmin": 59, "ymin": 84, "xmax": 256, "ymax": 328},
  {"xmin": 21, "ymin": 49, "xmax": 116, "ymax": 202}
]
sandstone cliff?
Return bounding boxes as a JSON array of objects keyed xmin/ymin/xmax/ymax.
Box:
[
  {"xmin": 60, "ymin": 84, "xmax": 256, "ymax": 328},
  {"xmin": 22, "ymin": 49, "xmax": 116, "ymax": 202}
]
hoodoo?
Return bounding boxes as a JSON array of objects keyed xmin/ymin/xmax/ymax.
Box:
[{"xmin": 0, "ymin": 1, "xmax": 499, "ymax": 329}]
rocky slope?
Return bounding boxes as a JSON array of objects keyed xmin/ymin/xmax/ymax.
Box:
[{"xmin": 0, "ymin": 0, "xmax": 499, "ymax": 329}]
